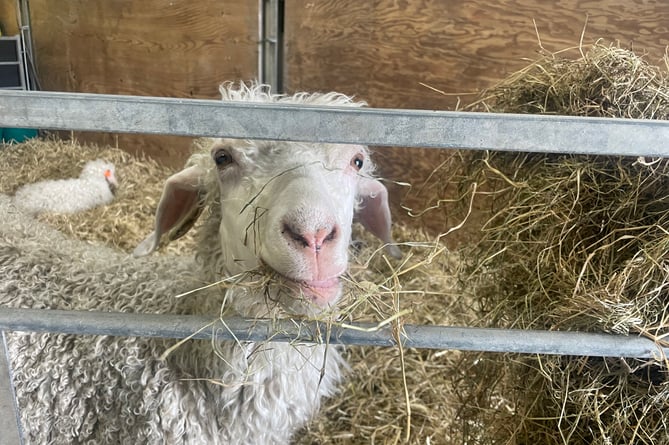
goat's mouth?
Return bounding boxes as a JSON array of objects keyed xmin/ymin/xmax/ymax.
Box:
[
  {"xmin": 275, "ymin": 274, "xmax": 343, "ymax": 308},
  {"xmin": 259, "ymin": 259, "xmax": 344, "ymax": 309}
]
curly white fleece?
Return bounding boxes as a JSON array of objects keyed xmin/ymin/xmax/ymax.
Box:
[{"xmin": 1, "ymin": 192, "xmax": 346, "ymax": 444}]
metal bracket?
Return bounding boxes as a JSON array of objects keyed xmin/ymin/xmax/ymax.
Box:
[{"xmin": 258, "ymin": 0, "xmax": 284, "ymax": 92}]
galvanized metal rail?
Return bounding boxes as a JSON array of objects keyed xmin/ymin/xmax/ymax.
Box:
[
  {"xmin": 0, "ymin": 308, "xmax": 665, "ymax": 359},
  {"xmin": 1, "ymin": 90, "xmax": 669, "ymax": 157}
]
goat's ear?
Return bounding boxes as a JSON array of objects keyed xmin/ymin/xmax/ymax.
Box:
[
  {"xmin": 356, "ymin": 178, "xmax": 402, "ymax": 258},
  {"xmin": 133, "ymin": 165, "xmax": 206, "ymax": 257}
]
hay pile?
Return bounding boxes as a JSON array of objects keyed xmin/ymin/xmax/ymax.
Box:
[
  {"xmin": 470, "ymin": 43, "xmax": 669, "ymax": 119},
  {"xmin": 455, "ymin": 43, "xmax": 669, "ymax": 444}
]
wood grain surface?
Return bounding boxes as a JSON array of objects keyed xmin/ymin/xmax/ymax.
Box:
[
  {"xmin": 285, "ymin": 0, "xmax": 669, "ymax": 108},
  {"xmin": 285, "ymin": 0, "xmax": 669, "ymax": 238},
  {"xmin": 27, "ymin": 0, "xmax": 258, "ymax": 167},
  {"xmin": 0, "ymin": 2, "xmax": 19, "ymax": 36}
]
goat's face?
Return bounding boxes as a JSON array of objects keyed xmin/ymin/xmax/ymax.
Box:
[
  {"xmin": 134, "ymin": 137, "xmax": 399, "ymax": 315},
  {"xmin": 212, "ymin": 139, "xmax": 370, "ymax": 312}
]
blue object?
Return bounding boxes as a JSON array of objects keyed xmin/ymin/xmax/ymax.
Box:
[{"xmin": 2, "ymin": 127, "xmax": 38, "ymax": 143}]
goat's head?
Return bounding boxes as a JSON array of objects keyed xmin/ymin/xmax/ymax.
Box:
[{"xmin": 134, "ymin": 84, "xmax": 400, "ymax": 315}]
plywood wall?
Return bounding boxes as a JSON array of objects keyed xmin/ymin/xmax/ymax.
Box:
[
  {"xmin": 285, "ymin": 0, "xmax": 669, "ymax": 110},
  {"xmin": 284, "ymin": 0, "xmax": 669, "ymax": 236},
  {"xmin": 0, "ymin": 2, "xmax": 19, "ymax": 36},
  {"xmin": 24, "ymin": 0, "xmax": 258, "ymax": 167}
]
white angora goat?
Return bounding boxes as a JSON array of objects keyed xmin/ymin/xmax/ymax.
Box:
[
  {"xmin": 13, "ymin": 159, "xmax": 118, "ymax": 215},
  {"xmin": 0, "ymin": 83, "xmax": 399, "ymax": 444}
]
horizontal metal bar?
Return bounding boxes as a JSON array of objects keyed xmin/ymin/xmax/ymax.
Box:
[
  {"xmin": 2, "ymin": 90, "xmax": 669, "ymax": 156},
  {"xmin": 0, "ymin": 308, "xmax": 665, "ymax": 359}
]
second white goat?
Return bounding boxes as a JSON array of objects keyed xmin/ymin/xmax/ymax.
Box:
[{"xmin": 13, "ymin": 158, "xmax": 118, "ymax": 215}]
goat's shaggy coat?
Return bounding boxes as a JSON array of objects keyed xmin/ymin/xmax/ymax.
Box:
[{"xmin": 0, "ymin": 83, "xmax": 397, "ymax": 444}]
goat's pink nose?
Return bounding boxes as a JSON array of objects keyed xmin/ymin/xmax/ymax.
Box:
[{"xmin": 283, "ymin": 223, "xmax": 338, "ymax": 252}]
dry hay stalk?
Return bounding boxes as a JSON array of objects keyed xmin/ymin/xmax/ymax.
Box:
[{"xmin": 456, "ymin": 42, "xmax": 669, "ymax": 444}]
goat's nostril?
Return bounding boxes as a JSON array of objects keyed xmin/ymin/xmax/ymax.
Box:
[
  {"xmin": 283, "ymin": 224, "xmax": 309, "ymax": 248},
  {"xmin": 323, "ymin": 226, "xmax": 337, "ymax": 244}
]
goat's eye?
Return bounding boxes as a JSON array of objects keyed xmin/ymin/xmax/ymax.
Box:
[
  {"xmin": 351, "ymin": 155, "xmax": 364, "ymax": 171},
  {"xmin": 213, "ymin": 149, "xmax": 233, "ymax": 167}
]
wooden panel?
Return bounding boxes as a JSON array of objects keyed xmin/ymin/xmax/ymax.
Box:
[
  {"xmin": 285, "ymin": 0, "xmax": 669, "ymax": 236},
  {"xmin": 0, "ymin": 2, "xmax": 19, "ymax": 36},
  {"xmin": 285, "ymin": 0, "xmax": 669, "ymax": 109},
  {"xmin": 28, "ymin": 0, "xmax": 258, "ymax": 167}
]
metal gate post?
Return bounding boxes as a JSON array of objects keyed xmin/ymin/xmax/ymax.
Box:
[{"xmin": 0, "ymin": 332, "xmax": 22, "ymax": 445}]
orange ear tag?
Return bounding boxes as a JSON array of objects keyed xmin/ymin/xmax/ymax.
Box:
[{"xmin": 104, "ymin": 169, "xmax": 112, "ymax": 179}]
